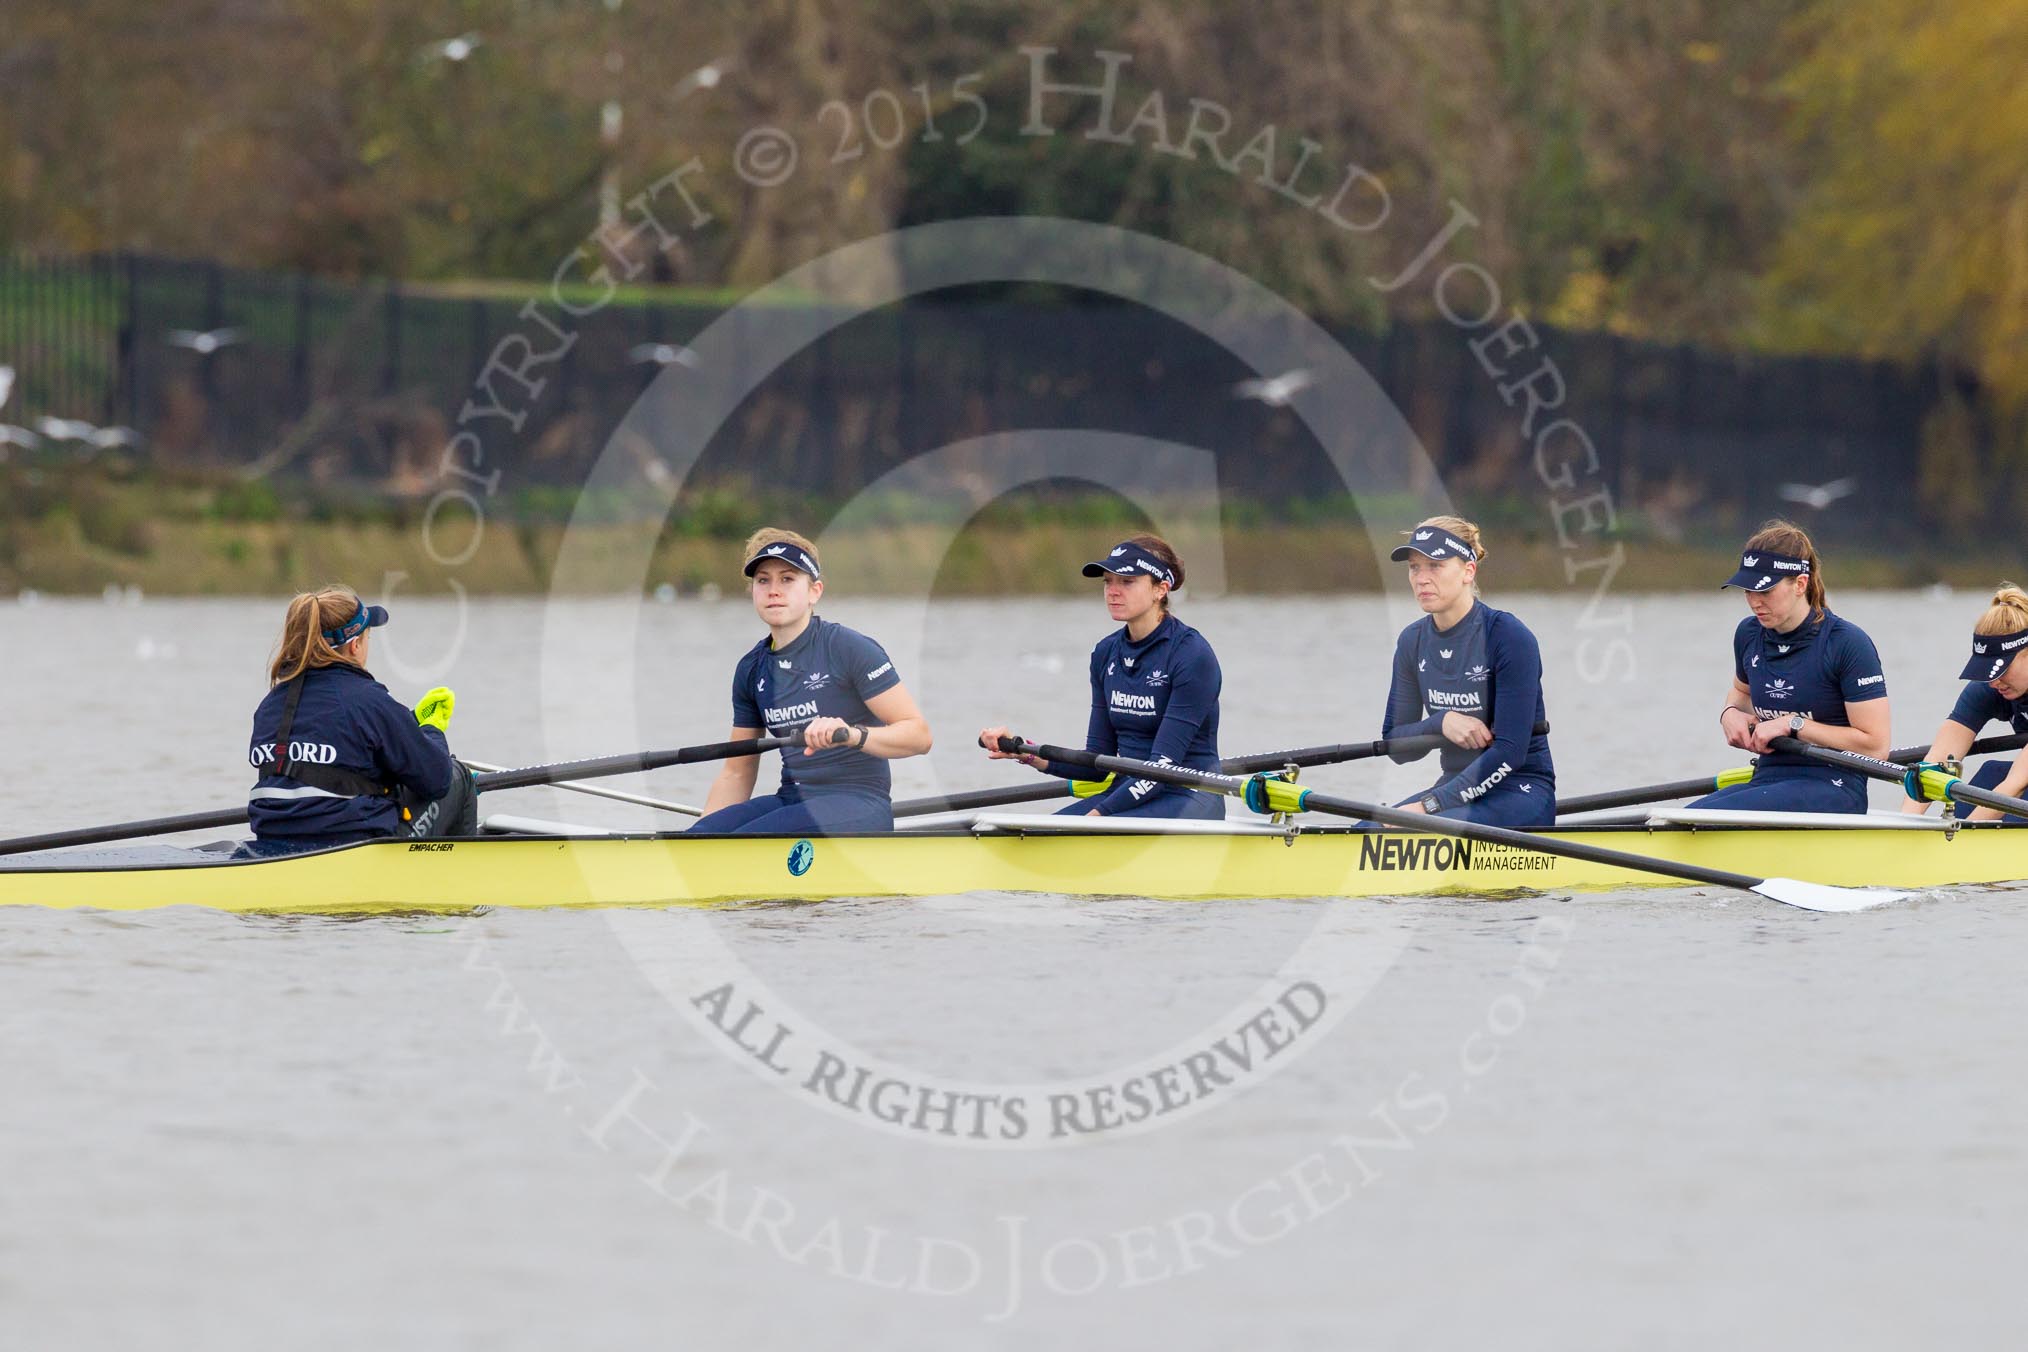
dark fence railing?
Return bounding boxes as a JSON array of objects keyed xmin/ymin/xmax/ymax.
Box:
[{"xmin": 0, "ymin": 251, "xmax": 1977, "ymax": 538}]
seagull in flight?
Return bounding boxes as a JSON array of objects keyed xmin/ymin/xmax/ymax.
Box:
[
  {"xmin": 1232, "ymin": 368, "xmax": 1315, "ymax": 407},
  {"xmin": 166, "ymin": 327, "xmax": 246, "ymax": 356},
  {"xmin": 419, "ymin": 32, "xmax": 482, "ymax": 64},
  {"xmin": 35, "ymin": 416, "xmax": 140, "ymax": 450},
  {"xmin": 1778, "ymin": 477, "xmax": 1857, "ymax": 510},
  {"xmin": 629, "ymin": 343, "xmax": 699, "ymax": 368},
  {"xmin": 672, "ymin": 60, "xmax": 729, "ymax": 99}
]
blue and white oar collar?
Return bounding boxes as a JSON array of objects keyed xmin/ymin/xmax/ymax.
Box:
[
  {"xmin": 743, "ymin": 541, "xmax": 822, "ymax": 580},
  {"xmin": 1389, "ymin": 527, "xmax": 1477, "ymax": 564},
  {"xmin": 1082, "ymin": 541, "xmax": 1176, "ymax": 588},
  {"xmin": 322, "ymin": 597, "xmax": 389, "ymax": 647},
  {"xmin": 1960, "ymin": 627, "xmax": 2028, "ymax": 681},
  {"xmin": 1721, "ymin": 549, "xmax": 1810, "ymax": 591}
]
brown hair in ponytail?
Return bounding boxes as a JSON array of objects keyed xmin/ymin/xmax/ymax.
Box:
[
  {"xmin": 1743, "ymin": 519, "xmax": 1825, "ymax": 615},
  {"xmin": 1974, "ymin": 583, "xmax": 2028, "ymax": 637},
  {"xmin": 1126, "ymin": 533, "xmax": 1185, "ymax": 610},
  {"xmin": 269, "ymin": 586, "xmax": 368, "ymax": 686}
]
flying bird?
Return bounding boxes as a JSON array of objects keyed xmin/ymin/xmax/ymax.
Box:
[
  {"xmin": 419, "ymin": 32, "xmax": 481, "ymax": 63},
  {"xmin": 35, "ymin": 416, "xmax": 139, "ymax": 450},
  {"xmin": 1232, "ymin": 368, "xmax": 1315, "ymax": 407},
  {"xmin": 629, "ymin": 343, "xmax": 699, "ymax": 367},
  {"xmin": 672, "ymin": 60, "xmax": 729, "ymax": 99},
  {"xmin": 1778, "ymin": 477, "xmax": 1857, "ymax": 510},
  {"xmin": 166, "ymin": 327, "xmax": 246, "ymax": 356}
]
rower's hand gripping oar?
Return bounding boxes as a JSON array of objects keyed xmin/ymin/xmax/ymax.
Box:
[
  {"xmin": 1773, "ymin": 736, "xmax": 2028, "ymax": 822},
  {"xmin": 1556, "ymin": 730, "xmax": 2028, "ymax": 816},
  {"xmin": 992, "ymin": 737, "xmax": 1906, "ymax": 914},
  {"xmin": 0, "ymin": 735, "xmax": 797, "ymax": 857}
]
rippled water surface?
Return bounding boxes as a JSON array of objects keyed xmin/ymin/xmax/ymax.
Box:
[{"xmin": 4, "ymin": 591, "xmax": 2024, "ymax": 1349}]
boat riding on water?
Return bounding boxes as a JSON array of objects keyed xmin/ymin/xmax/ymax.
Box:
[{"xmin": 11, "ymin": 533, "xmax": 2028, "ymax": 916}]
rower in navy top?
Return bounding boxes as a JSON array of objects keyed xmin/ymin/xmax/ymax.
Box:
[
  {"xmin": 1382, "ymin": 516, "xmax": 1555, "ymax": 827},
  {"xmin": 1901, "ymin": 582, "xmax": 2028, "ymax": 823},
  {"xmin": 242, "ymin": 587, "xmax": 474, "ymax": 856},
  {"xmin": 691, "ymin": 528, "xmax": 932, "ymax": 834},
  {"xmin": 1695, "ymin": 520, "xmax": 1890, "ymax": 814},
  {"xmin": 980, "ymin": 534, "xmax": 1224, "ymax": 818}
]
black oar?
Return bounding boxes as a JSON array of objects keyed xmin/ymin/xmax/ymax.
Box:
[
  {"xmin": 0, "ymin": 736, "xmax": 795, "ymax": 857},
  {"xmin": 1774, "ymin": 737, "xmax": 2028, "ymax": 822},
  {"xmin": 1558, "ymin": 730, "xmax": 2028, "ymax": 816},
  {"xmin": 927, "ymin": 723, "xmax": 1551, "ymax": 819},
  {"xmin": 992, "ymin": 737, "xmax": 1904, "ymax": 913},
  {"xmin": 1221, "ymin": 721, "xmax": 1550, "ymax": 774}
]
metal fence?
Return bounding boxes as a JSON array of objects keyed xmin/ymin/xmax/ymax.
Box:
[{"xmin": 0, "ymin": 251, "xmax": 1972, "ymax": 538}]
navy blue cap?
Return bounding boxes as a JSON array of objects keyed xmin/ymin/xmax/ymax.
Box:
[
  {"xmin": 1721, "ymin": 549, "xmax": 1810, "ymax": 591},
  {"xmin": 743, "ymin": 540, "xmax": 821, "ymax": 580},
  {"xmin": 1390, "ymin": 526, "xmax": 1477, "ymax": 564},
  {"xmin": 322, "ymin": 597, "xmax": 389, "ymax": 646},
  {"xmin": 1961, "ymin": 628, "xmax": 2028, "ymax": 681},
  {"xmin": 1082, "ymin": 541, "xmax": 1176, "ymax": 588}
]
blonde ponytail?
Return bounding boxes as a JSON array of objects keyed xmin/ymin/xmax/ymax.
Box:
[{"xmin": 269, "ymin": 586, "xmax": 368, "ymax": 685}]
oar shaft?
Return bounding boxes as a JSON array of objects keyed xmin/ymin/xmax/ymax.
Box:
[
  {"xmin": 1775, "ymin": 736, "xmax": 2028, "ymax": 820},
  {"xmin": 1555, "ymin": 775, "xmax": 1731, "ymax": 815},
  {"xmin": 471, "ymin": 736, "xmax": 793, "ymax": 793},
  {"xmin": 0, "ymin": 735, "xmax": 797, "ymax": 857},
  {"xmin": 1222, "ymin": 721, "xmax": 1549, "ymax": 774},
  {"xmin": 893, "ymin": 782, "xmax": 1071, "ymax": 818},
  {"xmin": 1053, "ymin": 743, "xmax": 1775, "ymax": 894},
  {"xmin": 0, "ymin": 807, "xmax": 255, "ymax": 857}
]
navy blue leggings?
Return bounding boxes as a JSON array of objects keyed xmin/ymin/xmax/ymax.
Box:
[
  {"xmin": 1395, "ymin": 776, "xmax": 1555, "ymax": 829},
  {"xmin": 1054, "ymin": 787, "xmax": 1226, "ymax": 820},
  {"xmin": 688, "ymin": 791, "xmax": 893, "ymax": 835},
  {"xmin": 1687, "ymin": 765, "xmax": 1868, "ymax": 814}
]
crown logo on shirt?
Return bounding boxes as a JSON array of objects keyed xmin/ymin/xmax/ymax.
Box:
[
  {"xmin": 1777, "ymin": 645, "xmax": 1790, "ymax": 654},
  {"xmin": 1439, "ymin": 648, "xmax": 1453, "ymax": 659}
]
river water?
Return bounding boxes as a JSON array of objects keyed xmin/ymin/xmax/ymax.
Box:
[{"xmin": 3, "ymin": 591, "xmax": 2024, "ymax": 1349}]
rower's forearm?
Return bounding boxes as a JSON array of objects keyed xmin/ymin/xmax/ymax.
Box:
[
  {"xmin": 863, "ymin": 719, "xmax": 931, "ymax": 759},
  {"xmin": 1803, "ymin": 722, "xmax": 1890, "ymax": 757},
  {"xmin": 703, "ymin": 764, "xmax": 757, "ymax": 812}
]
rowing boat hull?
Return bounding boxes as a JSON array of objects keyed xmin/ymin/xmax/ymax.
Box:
[{"xmin": 0, "ymin": 822, "xmax": 2019, "ymax": 913}]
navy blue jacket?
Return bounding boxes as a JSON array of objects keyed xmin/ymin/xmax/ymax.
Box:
[
  {"xmin": 732, "ymin": 616, "xmax": 902, "ymax": 798},
  {"xmin": 1731, "ymin": 610, "xmax": 1887, "ymax": 771},
  {"xmin": 1042, "ymin": 612, "xmax": 1222, "ymax": 814},
  {"xmin": 248, "ymin": 663, "xmax": 453, "ymax": 843},
  {"xmin": 1383, "ymin": 602, "xmax": 1554, "ymax": 810}
]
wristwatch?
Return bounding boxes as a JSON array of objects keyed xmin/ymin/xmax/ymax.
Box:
[
  {"xmin": 1787, "ymin": 714, "xmax": 1805, "ymax": 735},
  {"xmin": 1420, "ymin": 795, "xmax": 1441, "ymax": 814}
]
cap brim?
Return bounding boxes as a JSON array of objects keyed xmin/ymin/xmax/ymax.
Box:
[
  {"xmin": 1961, "ymin": 652, "xmax": 2006, "ymax": 681},
  {"xmin": 363, "ymin": 604, "xmax": 390, "ymax": 628},
  {"xmin": 1390, "ymin": 544, "xmax": 1445, "ymax": 562},
  {"xmin": 743, "ymin": 554, "xmax": 813, "ymax": 577},
  {"xmin": 1081, "ymin": 561, "xmax": 1134, "ymax": 578},
  {"xmin": 1719, "ymin": 569, "xmax": 1776, "ymax": 591}
]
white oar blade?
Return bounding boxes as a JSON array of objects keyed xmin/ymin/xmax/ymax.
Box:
[{"xmin": 1752, "ymin": 878, "xmax": 1909, "ymax": 913}]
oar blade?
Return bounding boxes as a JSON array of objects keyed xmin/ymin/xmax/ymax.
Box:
[{"xmin": 1751, "ymin": 877, "xmax": 1909, "ymax": 913}]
